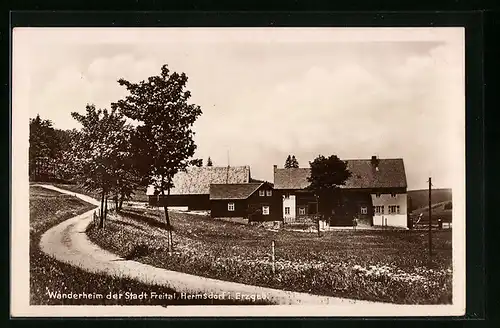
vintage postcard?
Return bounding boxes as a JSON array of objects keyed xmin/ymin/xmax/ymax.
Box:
[{"xmin": 11, "ymin": 27, "xmax": 465, "ymax": 317}]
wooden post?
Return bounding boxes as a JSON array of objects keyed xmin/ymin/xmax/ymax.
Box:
[
  {"xmin": 428, "ymin": 177, "xmax": 433, "ymax": 258},
  {"xmin": 271, "ymin": 240, "xmax": 276, "ymax": 274}
]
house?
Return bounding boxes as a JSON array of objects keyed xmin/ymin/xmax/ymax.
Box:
[
  {"xmin": 210, "ymin": 182, "xmax": 280, "ymax": 221},
  {"xmin": 273, "ymin": 156, "xmax": 408, "ymax": 228},
  {"xmin": 147, "ymin": 166, "xmax": 251, "ymax": 210}
]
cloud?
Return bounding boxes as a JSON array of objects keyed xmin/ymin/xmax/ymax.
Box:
[
  {"xmin": 191, "ymin": 42, "xmax": 463, "ymax": 189},
  {"xmin": 32, "ymin": 54, "xmax": 160, "ymax": 129},
  {"xmin": 26, "ymin": 37, "xmax": 463, "ymax": 190}
]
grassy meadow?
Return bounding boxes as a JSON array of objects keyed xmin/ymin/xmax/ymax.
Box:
[
  {"xmin": 87, "ymin": 206, "xmax": 453, "ymax": 304},
  {"xmin": 29, "ymin": 186, "xmax": 267, "ymax": 305}
]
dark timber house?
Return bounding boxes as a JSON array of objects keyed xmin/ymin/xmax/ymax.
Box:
[
  {"xmin": 147, "ymin": 166, "xmax": 251, "ymax": 211},
  {"xmin": 273, "ymin": 156, "xmax": 408, "ymax": 228},
  {"xmin": 210, "ymin": 182, "xmax": 280, "ymax": 222}
]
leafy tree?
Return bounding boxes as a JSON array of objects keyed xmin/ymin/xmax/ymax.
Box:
[
  {"xmin": 191, "ymin": 159, "xmax": 203, "ymax": 167},
  {"xmin": 108, "ymin": 125, "xmax": 141, "ymax": 211},
  {"xmin": 207, "ymin": 157, "xmax": 213, "ymax": 167},
  {"xmin": 306, "ymin": 155, "xmax": 351, "ymax": 236},
  {"xmin": 112, "ymin": 64, "xmax": 203, "ymax": 253},
  {"xmin": 29, "ymin": 114, "xmax": 58, "ymax": 180},
  {"xmin": 71, "ymin": 104, "xmax": 132, "ymax": 227}
]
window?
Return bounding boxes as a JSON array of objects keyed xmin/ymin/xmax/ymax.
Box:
[
  {"xmin": 262, "ymin": 206, "xmax": 270, "ymax": 215},
  {"xmin": 299, "ymin": 207, "xmax": 306, "ymax": 215},
  {"xmin": 228, "ymin": 202, "xmax": 235, "ymax": 211},
  {"xmin": 360, "ymin": 206, "xmax": 368, "ymax": 214},
  {"xmin": 376, "ymin": 193, "xmax": 381, "ymax": 198},
  {"xmin": 284, "ymin": 193, "xmax": 290, "ymax": 199},
  {"xmin": 285, "ymin": 207, "xmax": 290, "ymax": 215},
  {"xmin": 374, "ymin": 205, "xmax": 385, "ymax": 214},
  {"xmin": 266, "ymin": 190, "xmax": 272, "ymax": 196},
  {"xmin": 388, "ymin": 205, "xmax": 400, "ymax": 214},
  {"xmin": 391, "ymin": 193, "xmax": 397, "ymax": 198},
  {"xmin": 259, "ymin": 190, "xmax": 265, "ymax": 196}
]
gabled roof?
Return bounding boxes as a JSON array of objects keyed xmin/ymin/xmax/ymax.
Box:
[
  {"xmin": 147, "ymin": 166, "xmax": 251, "ymax": 195},
  {"xmin": 274, "ymin": 158, "xmax": 407, "ymax": 190},
  {"xmin": 209, "ymin": 183, "xmax": 264, "ymax": 200}
]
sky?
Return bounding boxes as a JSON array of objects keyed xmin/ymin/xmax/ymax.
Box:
[{"xmin": 14, "ymin": 28, "xmax": 465, "ymax": 190}]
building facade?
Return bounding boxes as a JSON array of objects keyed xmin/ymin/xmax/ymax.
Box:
[
  {"xmin": 147, "ymin": 166, "xmax": 251, "ymax": 210},
  {"xmin": 273, "ymin": 156, "xmax": 408, "ymax": 228},
  {"xmin": 210, "ymin": 182, "xmax": 280, "ymax": 221}
]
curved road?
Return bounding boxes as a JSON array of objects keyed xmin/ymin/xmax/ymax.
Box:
[{"xmin": 36, "ymin": 184, "xmax": 386, "ymax": 306}]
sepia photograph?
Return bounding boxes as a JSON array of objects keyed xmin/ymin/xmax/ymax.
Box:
[{"xmin": 11, "ymin": 27, "xmax": 465, "ymax": 317}]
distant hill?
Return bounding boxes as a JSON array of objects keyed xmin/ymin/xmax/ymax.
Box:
[{"xmin": 407, "ymin": 188, "xmax": 452, "ymax": 213}]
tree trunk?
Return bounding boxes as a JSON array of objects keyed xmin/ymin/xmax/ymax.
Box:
[
  {"xmin": 99, "ymin": 190, "xmax": 105, "ymax": 229},
  {"xmin": 162, "ymin": 189, "xmax": 173, "ymax": 254},
  {"xmin": 104, "ymin": 196, "xmax": 108, "ymax": 221},
  {"xmin": 114, "ymin": 195, "xmax": 119, "ymax": 212},
  {"xmin": 119, "ymin": 195, "xmax": 124, "ymax": 210},
  {"xmin": 315, "ymin": 195, "xmax": 321, "ymax": 237}
]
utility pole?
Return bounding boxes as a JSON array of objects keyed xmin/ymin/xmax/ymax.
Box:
[{"xmin": 428, "ymin": 177, "xmax": 432, "ymax": 258}]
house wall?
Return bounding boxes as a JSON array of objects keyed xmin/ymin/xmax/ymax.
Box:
[
  {"xmin": 149, "ymin": 194, "xmax": 210, "ymax": 210},
  {"xmin": 279, "ymin": 190, "xmax": 317, "ymax": 222},
  {"xmin": 371, "ymin": 192, "xmax": 408, "ymax": 228},
  {"xmin": 211, "ymin": 199, "xmax": 248, "ymax": 218},
  {"xmin": 247, "ymin": 183, "xmax": 281, "ymax": 222},
  {"xmin": 282, "ymin": 194, "xmax": 296, "ymax": 221},
  {"xmin": 211, "ymin": 183, "xmax": 280, "ymax": 222}
]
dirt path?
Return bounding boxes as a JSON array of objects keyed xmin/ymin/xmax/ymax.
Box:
[{"xmin": 36, "ymin": 184, "xmax": 388, "ymax": 306}]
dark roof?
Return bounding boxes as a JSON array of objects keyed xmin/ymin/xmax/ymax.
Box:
[
  {"xmin": 273, "ymin": 158, "xmax": 407, "ymax": 190},
  {"xmin": 210, "ymin": 183, "xmax": 264, "ymax": 200},
  {"xmin": 147, "ymin": 166, "xmax": 251, "ymax": 195}
]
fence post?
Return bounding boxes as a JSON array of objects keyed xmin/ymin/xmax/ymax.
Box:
[{"xmin": 271, "ymin": 240, "xmax": 276, "ymax": 274}]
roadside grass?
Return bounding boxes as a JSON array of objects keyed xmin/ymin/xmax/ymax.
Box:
[
  {"xmin": 87, "ymin": 206, "xmax": 453, "ymax": 304},
  {"xmin": 30, "ymin": 186, "xmax": 269, "ymax": 305}
]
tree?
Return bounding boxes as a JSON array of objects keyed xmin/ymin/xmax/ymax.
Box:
[
  {"xmin": 29, "ymin": 114, "xmax": 58, "ymax": 180},
  {"xmin": 284, "ymin": 155, "xmax": 292, "ymax": 168},
  {"xmin": 284, "ymin": 155, "xmax": 299, "ymax": 168},
  {"xmin": 306, "ymin": 155, "xmax": 351, "ymax": 236},
  {"xmin": 207, "ymin": 157, "xmax": 213, "ymax": 167},
  {"xmin": 108, "ymin": 125, "xmax": 141, "ymax": 212},
  {"xmin": 71, "ymin": 104, "xmax": 132, "ymax": 227},
  {"xmin": 112, "ymin": 64, "xmax": 203, "ymax": 253}
]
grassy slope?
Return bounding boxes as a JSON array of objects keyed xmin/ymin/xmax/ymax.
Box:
[
  {"xmin": 51, "ymin": 183, "xmax": 149, "ymax": 202},
  {"xmin": 408, "ymin": 188, "xmax": 452, "ymax": 212},
  {"xmin": 30, "ymin": 186, "xmax": 264, "ymax": 305},
  {"xmin": 88, "ymin": 207, "xmax": 453, "ymax": 304}
]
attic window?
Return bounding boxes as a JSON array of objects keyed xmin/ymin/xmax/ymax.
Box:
[
  {"xmin": 376, "ymin": 193, "xmax": 381, "ymax": 198},
  {"xmin": 391, "ymin": 193, "xmax": 397, "ymax": 198},
  {"xmin": 259, "ymin": 190, "xmax": 265, "ymax": 196},
  {"xmin": 266, "ymin": 190, "xmax": 272, "ymax": 196}
]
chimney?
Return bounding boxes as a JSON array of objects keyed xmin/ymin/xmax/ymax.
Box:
[
  {"xmin": 273, "ymin": 164, "xmax": 277, "ymax": 173},
  {"xmin": 371, "ymin": 155, "xmax": 380, "ymax": 171}
]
